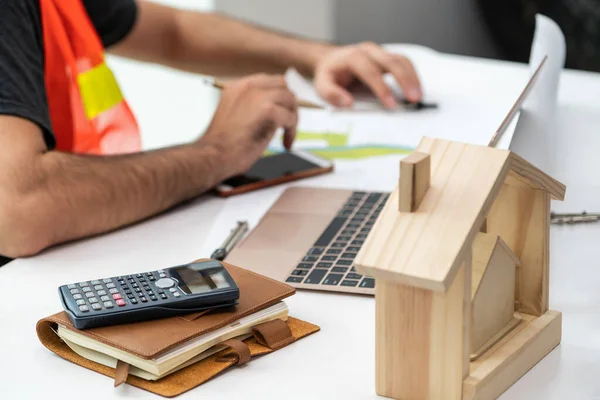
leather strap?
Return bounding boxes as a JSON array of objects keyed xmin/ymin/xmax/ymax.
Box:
[
  {"xmin": 114, "ymin": 360, "xmax": 130, "ymax": 387},
  {"xmin": 252, "ymin": 319, "xmax": 295, "ymax": 350},
  {"xmin": 217, "ymin": 339, "xmax": 251, "ymax": 366}
]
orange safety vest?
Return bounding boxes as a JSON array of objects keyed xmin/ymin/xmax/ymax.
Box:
[{"xmin": 40, "ymin": 0, "xmax": 141, "ymax": 154}]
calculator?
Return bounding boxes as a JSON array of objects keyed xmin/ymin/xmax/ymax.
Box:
[{"xmin": 59, "ymin": 260, "xmax": 240, "ymax": 329}]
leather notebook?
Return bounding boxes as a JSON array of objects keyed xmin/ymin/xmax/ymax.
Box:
[{"xmin": 37, "ymin": 260, "xmax": 320, "ymax": 397}]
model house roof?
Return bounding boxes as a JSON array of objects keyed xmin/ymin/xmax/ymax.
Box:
[{"xmin": 355, "ymin": 137, "xmax": 565, "ymax": 292}]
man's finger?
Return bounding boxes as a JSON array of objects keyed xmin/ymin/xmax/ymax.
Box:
[
  {"xmin": 348, "ymin": 51, "xmax": 397, "ymax": 109},
  {"xmin": 360, "ymin": 43, "xmax": 422, "ymax": 102},
  {"xmin": 392, "ymin": 54, "xmax": 423, "ymax": 102},
  {"xmin": 314, "ymin": 74, "xmax": 354, "ymax": 108},
  {"xmin": 270, "ymin": 89, "xmax": 298, "ymax": 112},
  {"xmin": 271, "ymin": 105, "xmax": 298, "ymax": 150}
]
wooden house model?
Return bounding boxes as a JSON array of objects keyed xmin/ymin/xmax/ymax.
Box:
[{"xmin": 355, "ymin": 137, "xmax": 565, "ymax": 400}]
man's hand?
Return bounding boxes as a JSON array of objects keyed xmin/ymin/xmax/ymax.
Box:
[
  {"xmin": 313, "ymin": 42, "xmax": 422, "ymax": 109},
  {"xmin": 198, "ymin": 74, "xmax": 298, "ymax": 177}
]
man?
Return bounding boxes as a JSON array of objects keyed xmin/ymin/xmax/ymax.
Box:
[{"xmin": 0, "ymin": 0, "xmax": 422, "ymax": 258}]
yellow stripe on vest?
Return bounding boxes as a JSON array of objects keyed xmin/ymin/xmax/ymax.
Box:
[{"xmin": 77, "ymin": 62, "xmax": 124, "ymax": 120}]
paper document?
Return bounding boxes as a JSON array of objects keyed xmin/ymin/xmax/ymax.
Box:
[{"xmin": 509, "ymin": 14, "xmax": 566, "ymax": 175}]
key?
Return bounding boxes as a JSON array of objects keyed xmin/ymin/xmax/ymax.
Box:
[
  {"xmin": 314, "ymin": 217, "xmax": 347, "ymax": 247},
  {"xmin": 305, "ymin": 269, "xmax": 327, "ymax": 284},
  {"xmin": 323, "ymin": 274, "xmax": 343, "ymax": 286}
]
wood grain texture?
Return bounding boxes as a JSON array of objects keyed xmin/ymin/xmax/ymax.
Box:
[
  {"xmin": 375, "ymin": 265, "xmax": 467, "ymax": 400},
  {"xmin": 399, "ymin": 152, "xmax": 431, "ymax": 212},
  {"xmin": 508, "ymin": 152, "xmax": 565, "ymax": 200},
  {"xmin": 487, "ymin": 184, "xmax": 550, "ymax": 316},
  {"xmin": 356, "ymin": 138, "xmax": 511, "ymax": 292},
  {"xmin": 464, "ymin": 310, "xmax": 561, "ymax": 400},
  {"xmin": 471, "ymin": 233, "xmax": 518, "ymax": 354}
]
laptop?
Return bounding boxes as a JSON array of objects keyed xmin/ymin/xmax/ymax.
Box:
[{"xmin": 226, "ymin": 58, "xmax": 547, "ymax": 296}]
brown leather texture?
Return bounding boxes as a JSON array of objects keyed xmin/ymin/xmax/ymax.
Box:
[
  {"xmin": 37, "ymin": 260, "xmax": 295, "ymax": 359},
  {"xmin": 37, "ymin": 316, "xmax": 319, "ymax": 398},
  {"xmin": 114, "ymin": 360, "xmax": 130, "ymax": 387},
  {"xmin": 216, "ymin": 339, "xmax": 251, "ymax": 365},
  {"xmin": 252, "ymin": 319, "xmax": 295, "ymax": 350}
]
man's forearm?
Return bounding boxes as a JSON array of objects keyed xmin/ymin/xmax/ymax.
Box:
[
  {"xmin": 5, "ymin": 142, "xmax": 225, "ymax": 256},
  {"xmin": 114, "ymin": 2, "xmax": 334, "ymax": 77}
]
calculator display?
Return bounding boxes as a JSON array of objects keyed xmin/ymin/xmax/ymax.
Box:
[{"xmin": 172, "ymin": 263, "xmax": 232, "ymax": 294}]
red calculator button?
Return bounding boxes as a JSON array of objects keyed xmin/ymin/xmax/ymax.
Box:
[
  {"xmin": 116, "ymin": 299, "xmax": 126, "ymax": 307},
  {"xmin": 112, "ymin": 294, "xmax": 122, "ymax": 300}
]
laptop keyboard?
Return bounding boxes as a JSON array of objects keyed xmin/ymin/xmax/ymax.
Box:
[{"xmin": 286, "ymin": 191, "xmax": 390, "ymax": 290}]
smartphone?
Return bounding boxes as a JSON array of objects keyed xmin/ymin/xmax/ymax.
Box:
[{"xmin": 215, "ymin": 151, "xmax": 333, "ymax": 197}]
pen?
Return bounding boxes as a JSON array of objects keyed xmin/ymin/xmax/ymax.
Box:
[
  {"xmin": 203, "ymin": 78, "xmax": 324, "ymax": 110},
  {"xmin": 211, "ymin": 221, "xmax": 250, "ymax": 261}
]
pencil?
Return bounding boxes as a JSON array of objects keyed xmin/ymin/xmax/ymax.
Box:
[{"xmin": 204, "ymin": 78, "xmax": 324, "ymax": 110}]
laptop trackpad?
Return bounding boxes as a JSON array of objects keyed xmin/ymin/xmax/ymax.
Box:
[{"xmin": 225, "ymin": 213, "xmax": 331, "ymax": 280}]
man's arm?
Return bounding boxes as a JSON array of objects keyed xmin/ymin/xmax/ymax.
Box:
[
  {"xmin": 111, "ymin": 1, "xmax": 423, "ymax": 108},
  {"xmin": 110, "ymin": 2, "xmax": 332, "ymax": 77},
  {"xmin": 0, "ymin": 74, "xmax": 297, "ymax": 258}
]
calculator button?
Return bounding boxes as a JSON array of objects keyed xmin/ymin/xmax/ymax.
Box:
[
  {"xmin": 149, "ymin": 276, "xmax": 156, "ymax": 282},
  {"xmin": 112, "ymin": 294, "xmax": 122, "ymax": 300},
  {"xmin": 82, "ymin": 287, "xmax": 92, "ymax": 293},
  {"xmin": 67, "ymin": 284, "xmax": 76, "ymax": 289},
  {"xmin": 139, "ymin": 278, "xmax": 146, "ymax": 283},
  {"xmin": 169, "ymin": 288, "xmax": 177, "ymax": 293},
  {"xmin": 135, "ymin": 288, "xmax": 142, "ymax": 293},
  {"xmin": 109, "ymin": 288, "xmax": 119, "ymax": 294},
  {"xmin": 100, "ymin": 295, "xmax": 110, "ymax": 302},
  {"xmin": 126, "ymin": 275, "xmax": 133, "ymax": 279},
  {"xmin": 70, "ymin": 289, "xmax": 80, "ymax": 295},
  {"xmin": 73, "ymin": 294, "xmax": 83, "ymax": 300},
  {"xmin": 132, "ymin": 283, "xmax": 139, "ymax": 288},
  {"xmin": 103, "ymin": 301, "xmax": 114, "ymax": 308},
  {"xmin": 136, "ymin": 274, "xmax": 143, "ymax": 278},
  {"xmin": 116, "ymin": 299, "xmax": 126, "ymax": 307},
  {"xmin": 131, "ymin": 299, "xmax": 138, "ymax": 304},
  {"xmin": 93, "ymin": 285, "xmax": 103, "ymax": 291},
  {"xmin": 91, "ymin": 303, "xmax": 102, "ymax": 311},
  {"xmin": 173, "ymin": 292, "xmax": 181, "ymax": 298},
  {"xmin": 118, "ymin": 279, "xmax": 126, "ymax": 285},
  {"xmin": 88, "ymin": 297, "xmax": 98, "ymax": 304},
  {"xmin": 97, "ymin": 290, "xmax": 107, "ymax": 296},
  {"xmin": 91, "ymin": 280, "xmax": 101, "ymax": 285},
  {"xmin": 124, "ymin": 290, "xmax": 132, "ymax": 295},
  {"xmin": 79, "ymin": 282, "xmax": 89, "ymax": 288},
  {"xmin": 106, "ymin": 283, "xmax": 116, "ymax": 289},
  {"xmin": 103, "ymin": 278, "xmax": 113, "ymax": 283},
  {"xmin": 140, "ymin": 297, "xmax": 148, "ymax": 303},
  {"xmin": 127, "ymin": 294, "xmax": 135, "ymax": 299},
  {"xmin": 159, "ymin": 293, "xmax": 168, "ymax": 300},
  {"xmin": 159, "ymin": 273, "xmax": 166, "ymax": 278},
  {"xmin": 76, "ymin": 299, "xmax": 86, "ymax": 306},
  {"xmin": 155, "ymin": 278, "xmax": 175, "ymax": 289},
  {"xmin": 149, "ymin": 295, "xmax": 158, "ymax": 301},
  {"xmin": 79, "ymin": 305, "xmax": 89, "ymax": 312},
  {"xmin": 158, "ymin": 269, "xmax": 165, "ymax": 273},
  {"xmin": 85, "ymin": 292, "xmax": 94, "ymax": 298}
]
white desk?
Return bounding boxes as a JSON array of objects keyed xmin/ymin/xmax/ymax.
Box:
[{"xmin": 2, "ymin": 48, "xmax": 600, "ymax": 399}]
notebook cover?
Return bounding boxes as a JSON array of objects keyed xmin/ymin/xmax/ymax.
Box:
[{"xmin": 38, "ymin": 260, "xmax": 295, "ymax": 359}]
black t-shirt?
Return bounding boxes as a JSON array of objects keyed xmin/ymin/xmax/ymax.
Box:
[{"xmin": 0, "ymin": 0, "xmax": 138, "ymax": 150}]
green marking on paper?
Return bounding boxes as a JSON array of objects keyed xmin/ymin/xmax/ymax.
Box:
[
  {"xmin": 310, "ymin": 146, "xmax": 413, "ymax": 160},
  {"xmin": 295, "ymin": 131, "xmax": 349, "ymax": 147},
  {"xmin": 266, "ymin": 130, "xmax": 413, "ymax": 160}
]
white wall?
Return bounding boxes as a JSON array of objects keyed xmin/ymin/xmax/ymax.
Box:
[
  {"xmin": 214, "ymin": 0, "xmax": 499, "ymax": 58},
  {"xmin": 107, "ymin": 0, "xmax": 217, "ymax": 151},
  {"xmin": 334, "ymin": 0, "xmax": 499, "ymax": 58},
  {"xmin": 215, "ymin": 0, "xmax": 334, "ymax": 41}
]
